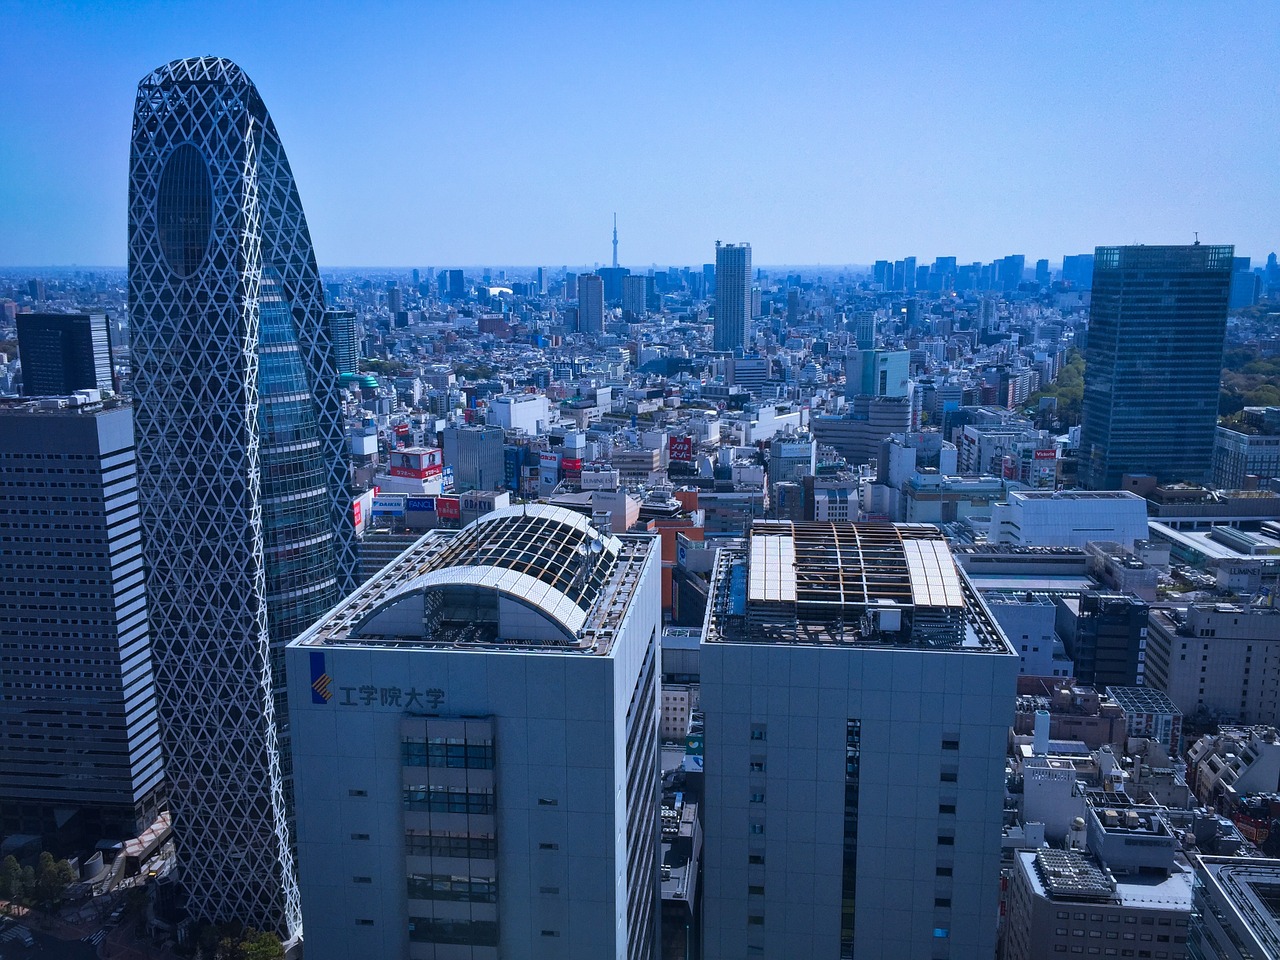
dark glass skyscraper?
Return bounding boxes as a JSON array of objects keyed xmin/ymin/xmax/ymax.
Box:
[
  {"xmin": 17, "ymin": 312, "xmax": 114, "ymax": 396},
  {"xmin": 128, "ymin": 56, "xmax": 353, "ymax": 936},
  {"xmin": 713, "ymin": 241, "xmax": 751, "ymax": 352},
  {"xmin": 1079, "ymin": 244, "xmax": 1233, "ymax": 490}
]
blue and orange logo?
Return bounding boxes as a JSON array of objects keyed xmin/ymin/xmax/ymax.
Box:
[{"xmin": 310, "ymin": 651, "xmax": 333, "ymax": 704}]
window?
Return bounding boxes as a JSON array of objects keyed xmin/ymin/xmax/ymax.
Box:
[
  {"xmin": 748, "ymin": 885, "xmax": 765, "ymax": 896},
  {"xmin": 401, "ymin": 736, "xmax": 494, "ymax": 769},
  {"xmin": 748, "ymin": 916, "xmax": 765, "ymax": 926},
  {"xmin": 750, "ymin": 760, "xmax": 766, "ymax": 772},
  {"xmin": 352, "ymin": 876, "xmax": 371, "ymax": 884},
  {"xmin": 348, "ymin": 789, "xmax": 368, "ymax": 797},
  {"xmin": 750, "ymin": 793, "xmax": 765, "ymax": 803},
  {"xmin": 354, "ymin": 919, "xmax": 373, "ymax": 926},
  {"xmin": 538, "ymin": 842, "xmax": 559, "ymax": 851},
  {"xmin": 350, "ymin": 833, "xmax": 370, "ymax": 841},
  {"xmin": 405, "ymin": 832, "xmax": 497, "ymax": 860},
  {"xmin": 750, "ymin": 724, "xmax": 767, "ymax": 741},
  {"xmin": 934, "ymin": 898, "xmax": 951, "ymax": 908},
  {"xmin": 407, "ymin": 873, "xmax": 497, "ymax": 904},
  {"xmin": 748, "ymin": 854, "xmax": 765, "ymax": 865},
  {"xmin": 937, "ymin": 867, "xmax": 953, "ymax": 877},
  {"xmin": 939, "ymin": 803, "xmax": 956, "ymax": 814},
  {"xmin": 940, "ymin": 771, "xmax": 957, "ymax": 783},
  {"xmin": 937, "ymin": 836, "xmax": 955, "ymax": 846},
  {"xmin": 537, "ymin": 798, "xmax": 559, "ymax": 806}
]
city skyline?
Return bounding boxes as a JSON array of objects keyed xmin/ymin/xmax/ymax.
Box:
[{"xmin": 2, "ymin": 2, "xmax": 1277, "ymax": 267}]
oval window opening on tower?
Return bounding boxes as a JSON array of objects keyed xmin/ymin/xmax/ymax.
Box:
[{"xmin": 156, "ymin": 142, "xmax": 213, "ymax": 278}]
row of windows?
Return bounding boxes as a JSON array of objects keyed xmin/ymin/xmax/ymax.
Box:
[
  {"xmin": 404, "ymin": 831, "xmax": 496, "ymax": 859},
  {"xmin": 406, "ymin": 872, "xmax": 496, "ymax": 904},
  {"xmin": 407, "ymin": 918, "xmax": 498, "ymax": 946},
  {"xmin": 402, "ymin": 786, "xmax": 494, "ymax": 815},
  {"xmin": 401, "ymin": 739, "xmax": 494, "ymax": 769},
  {"xmin": 1055, "ymin": 913, "xmax": 1186, "ymax": 926}
]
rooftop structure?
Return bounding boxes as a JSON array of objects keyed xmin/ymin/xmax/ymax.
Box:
[{"xmin": 706, "ymin": 520, "xmax": 1008, "ymax": 649}]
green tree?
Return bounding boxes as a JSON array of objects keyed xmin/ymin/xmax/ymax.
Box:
[
  {"xmin": 33, "ymin": 851, "xmax": 75, "ymax": 906},
  {"xmin": 0, "ymin": 855, "xmax": 22, "ymax": 900},
  {"xmin": 240, "ymin": 929, "xmax": 284, "ymax": 960}
]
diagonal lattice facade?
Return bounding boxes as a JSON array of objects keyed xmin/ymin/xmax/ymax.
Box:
[{"xmin": 127, "ymin": 56, "xmax": 354, "ymax": 937}]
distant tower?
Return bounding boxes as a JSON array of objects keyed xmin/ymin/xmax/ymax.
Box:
[
  {"xmin": 612, "ymin": 213, "xmax": 618, "ymax": 269},
  {"xmin": 713, "ymin": 241, "xmax": 752, "ymax": 352},
  {"xmin": 1079, "ymin": 244, "xmax": 1233, "ymax": 489}
]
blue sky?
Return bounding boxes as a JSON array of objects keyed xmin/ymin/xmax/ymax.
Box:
[{"xmin": 1, "ymin": 1, "xmax": 1276, "ymax": 268}]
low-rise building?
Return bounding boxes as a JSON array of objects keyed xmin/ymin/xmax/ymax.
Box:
[
  {"xmin": 1004, "ymin": 848, "xmax": 1191, "ymax": 960},
  {"xmin": 991, "ymin": 490, "xmax": 1150, "ymax": 550}
]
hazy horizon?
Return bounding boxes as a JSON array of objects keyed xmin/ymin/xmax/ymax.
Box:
[{"xmin": 3, "ymin": 1, "xmax": 1277, "ymax": 267}]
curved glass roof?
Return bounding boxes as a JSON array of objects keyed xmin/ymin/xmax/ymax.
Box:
[{"xmin": 355, "ymin": 504, "xmax": 622, "ymax": 640}]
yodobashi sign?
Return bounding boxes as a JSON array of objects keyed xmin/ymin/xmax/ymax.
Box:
[
  {"xmin": 669, "ymin": 435, "xmax": 694, "ymax": 462},
  {"xmin": 372, "ymin": 494, "xmax": 407, "ymax": 516}
]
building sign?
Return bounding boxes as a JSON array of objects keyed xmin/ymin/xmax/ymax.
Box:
[
  {"xmin": 372, "ymin": 494, "xmax": 407, "ymax": 516},
  {"xmin": 336, "ymin": 684, "xmax": 444, "ymax": 710},
  {"xmin": 669, "ymin": 435, "xmax": 694, "ymax": 462},
  {"xmin": 309, "ymin": 651, "xmax": 332, "ymax": 704},
  {"xmin": 1033, "ymin": 448, "xmax": 1057, "ymax": 460},
  {"xmin": 406, "ymin": 496, "xmax": 435, "ymax": 512},
  {"xmin": 390, "ymin": 448, "xmax": 444, "ymax": 479},
  {"xmin": 436, "ymin": 496, "xmax": 460, "ymax": 521}
]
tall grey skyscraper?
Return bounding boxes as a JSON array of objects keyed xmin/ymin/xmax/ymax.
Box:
[
  {"xmin": 128, "ymin": 56, "xmax": 354, "ymax": 936},
  {"xmin": 0, "ymin": 395, "xmax": 165, "ymax": 845},
  {"xmin": 17, "ymin": 312, "xmax": 114, "ymax": 396},
  {"xmin": 578, "ymin": 272, "xmax": 605, "ymax": 334},
  {"xmin": 713, "ymin": 241, "xmax": 751, "ymax": 352},
  {"xmin": 1079, "ymin": 244, "xmax": 1233, "ymax": 490}
]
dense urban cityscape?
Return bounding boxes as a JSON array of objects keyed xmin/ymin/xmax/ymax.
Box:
[{"xmin": 2, "ymin": 9, "xmax": 1280, "ymax": 960}]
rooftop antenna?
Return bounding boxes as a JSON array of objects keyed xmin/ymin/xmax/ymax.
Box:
[
  {"xmin": 612, "ymin": 213, "xmax": 618, "ymax": 269},
  {"xmin": 1193, "ymin": 231, "xmax": 1200, "ymax": 246}
]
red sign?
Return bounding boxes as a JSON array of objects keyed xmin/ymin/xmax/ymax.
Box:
[
  {"xmin": 669, "ymin": 435, "xmax": 694, "ymax": 462},
  {"xmin": 352, "ymin": 500, "xmax": 362, "ymax": 526},
  {"xmin": 561, "ymin": 457, "xmax": 582, "ymax": 472},
  {"xmin": 394, "ymin": 423, "xmax": 410, "ymax": 435},
  {"xmin": 389, "ymin": 449, "xmax": 443, "ymax": 479},
  {"xmin": 1033, "ymin": 448, "xmax": 1057, "ymax": 460},
  {"xmin": 436, "ymin": 496, "xmax": 461, "ymax": 520}
]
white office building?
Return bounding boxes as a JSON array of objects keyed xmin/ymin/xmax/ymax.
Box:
[
  {"xmin": 488, "ymin": 392, "xmax": 551, "ymax": 435},
  {"xmin": 700, "ymin": 521, "xmax": 1018, "ymax": 959},
  {"xmin": 289, "ymin": 506, "xmax": 660, "ymax": 960},
  {"xmin": 992, "ymin": 490, "xmax": 1150, "ymax": 550}
]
